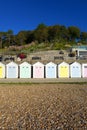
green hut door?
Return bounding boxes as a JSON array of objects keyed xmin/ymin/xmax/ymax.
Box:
[{"xmin": 21, "ymin": 66, "xmax": 30, "ymax": 78}]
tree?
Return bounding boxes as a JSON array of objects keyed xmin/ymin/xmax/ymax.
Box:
[
  {"xmin": 7, "ymin": 30, "xmax": 13, "ymax": 35},
  {"xmin": 48, "ymin": 25, "xmax": 69, "ymax": 42},
  {"xmin": 60, "ymin": 26, "xmax": 69, "ymax": 41},
  {"xmin": 0, "ymin": 32, "xmax": 3, "ymax": 48},
  {"xmin": 48, "ymin": 25, "xmax": 60, "ymax": 42},
  {"xmin": 7, "ymin": 30, "xmax": 14, "ymax": 44},
  {"xmin": 16, "ymin": 31, "xmax": 28, "ymax": 45},
  {"xmin": 80, "ymin": 32, "xmax": 87, "ymax": 42},
  {"xmin": 0, "ymin": 32, "xmax": 7, "ymax": 48},
  {"xmin": 68, "ymin": 26, "xmax": 80, "ymax": 41},
  {"xmin": 26, "ymin": 31, "xmax": 35, "ymax": 43},
  {"xmin": 34, "ymin": 23, "xmax": 48, "ymax": 43}
]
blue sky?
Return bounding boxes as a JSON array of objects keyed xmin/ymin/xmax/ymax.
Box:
[{"xmin": 0, "ymin": 0, "xmax": 87, "ymax": 34}]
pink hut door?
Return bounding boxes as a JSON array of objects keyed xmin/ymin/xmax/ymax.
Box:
[
  {"xmin": 34, "ymin": 66, "xmax": 43, "ymax": 78},
  {"xmin": 83, "ymin": 66, "xmax": 87, "ymax": 77}
]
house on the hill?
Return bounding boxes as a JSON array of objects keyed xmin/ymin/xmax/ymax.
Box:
[
  {"xmin": 6, "ymin": 62, "xmax": 18, "ymax": 78},
  {"xmin": 45, "ymin": 62, "xmax": 57, "ymax": 78},
  {"xmin": 71, "ymin": 45, "xmax": 87, "ymax": 60},
  {"xmin": 19, "ymin": 62, "xmax": 31, "ymax": 78},
  {"xmin": 33, "ymin": 62, "xmax": 44, "ymax": 78}
]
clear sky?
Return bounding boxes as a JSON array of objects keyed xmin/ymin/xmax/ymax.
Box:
[{"xmin": 0, "ymin": 0, "xmax": 87, "ymax": 34}]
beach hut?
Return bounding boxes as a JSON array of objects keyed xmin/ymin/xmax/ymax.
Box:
[
  {"xmin": 33, "ymin": 62, "xmax": 44, "ymax": 78},
  {"xmin": 19, "ymin": 62, "xmax": 31, "ymax": 78},
  {"xmin": 6, "ymin": 62, "xmax": 18, "ymax": 78},
  {"xmin": 0, "ymin": 62, "xmax": 5, "ymax": 78},
  {"xmin": 58, "ymin": 62, "xmax": 69, "ymax": 78},
  {"xmin": 82, "ymin": 63, "xmax": 87, "ymax": 78},
  {"xmin": 45, "ymin": 62, "xmax": 57, "ymax": 78},
  {"xmin": 70, "ymin": 61, "xmax": 81, "ymax": 78}
]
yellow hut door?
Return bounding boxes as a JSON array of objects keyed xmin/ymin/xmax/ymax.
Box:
[
  {"xmin": 0, "ymin": 67, "xmax": 3, "ymax": 78},
  {"xmin": 60, "ymin": 66, "xmax": 68, "ymax": 77},
  {"xmin": 64, "ymin": 66, "xmax": 68, "ymax": 77}
]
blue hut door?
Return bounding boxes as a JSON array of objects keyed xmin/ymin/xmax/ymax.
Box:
[
  {"xmin": 72, "ymin": 66, "xmax": 81, "ymax": 77},
  {"xmin": 8, "ymin": 66, "xmax": 16, "ymax": 78},
  {"xmin": 47, "ymin": 66, "xmax": 55, "ymax": 78}
]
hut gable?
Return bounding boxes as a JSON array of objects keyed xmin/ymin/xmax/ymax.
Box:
[
  {"xmin": 59, "ymin": 61, "xmax": 69, "ymax": 66},
  {"xmin": 20, "ymin": 62, "xmax": 31, "ymax": 67},
  {"xmin": 46, "ymin": 62, "xmax": 57, "ymax": 67},
  {"xmin": 70, "ymin": 61, "xmax": 81, "ymax": 66},
  {"xmin": 33, "ymin": 62, "xmax": 44, "ymax": 67}
]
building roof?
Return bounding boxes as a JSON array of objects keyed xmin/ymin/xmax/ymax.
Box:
[
  {"xmin": 33, "ymin": 62, "xmax": 44, "ymax": 66},
  {"xmin": 45, "ymin": 62, "xmax": 57, "ymax": 66},
  {"xmin": 72, "ymin": 45, "xmax": 87, "ymax": 50},
  {"xmin": 6, "ymin": 61, "xmax": 18, "ymax": 66},
  {"xmin": 19, "ymin": 62, "xmax": 31, "ymax": 66}
]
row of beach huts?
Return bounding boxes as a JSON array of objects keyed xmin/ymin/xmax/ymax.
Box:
[{"xmin": 0, "ymin": 61, "xmax": 87, "ymax": 78}]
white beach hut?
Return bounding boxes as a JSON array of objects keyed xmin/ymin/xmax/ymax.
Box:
[
  {"xmin": 33, "ymin": 62, "xmax": 44, "ymax": 78},
  {"xmin": 19, "ymin": 62, "xmax": 31, "ymax": 78},
  {"xmin": 6, "ymin": 62, "xmax": 18, "ymax": 78},
  {"xmin": 0, "ymin": 62, "xmax": 5, "ymax": 78},
  {"xmin": 82, "ymin": 63, "xmax": 87, "ymax": 78},
  {"xmin": 70, "ymin": 61, "xmax": 81, "ymax": 78},
  {"xmin": 45, "ymin": 62, "xmax": 57, "ymax": 78},
  {"xmin": 58, "ymin": 62, "xmax": 69, "ymax": 78}
]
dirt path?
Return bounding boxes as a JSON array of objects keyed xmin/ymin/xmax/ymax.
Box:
[{"xmin": 0, "ymin": 78, "xmax": 87, "ymax": 83}]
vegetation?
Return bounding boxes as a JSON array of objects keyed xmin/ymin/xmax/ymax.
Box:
[{"xmin": 0, "ymin": 23, "xmax": 87, "ymax": 52}]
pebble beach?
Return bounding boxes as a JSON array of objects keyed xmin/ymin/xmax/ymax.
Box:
[{"xmin": 0, "ymin": 83, "xmax": 87, "ymax": 129}]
